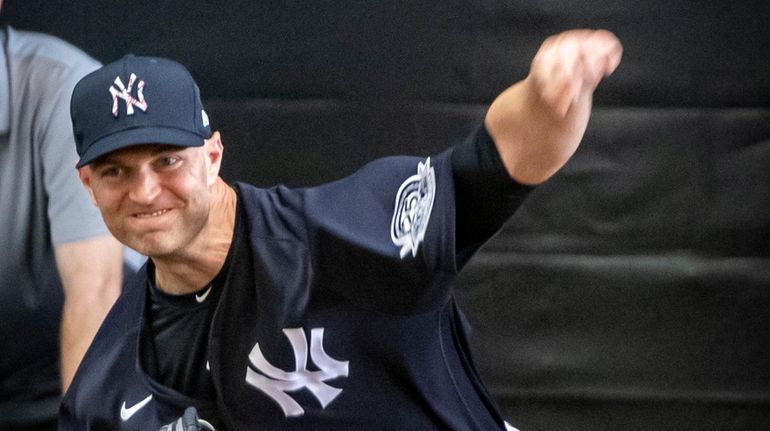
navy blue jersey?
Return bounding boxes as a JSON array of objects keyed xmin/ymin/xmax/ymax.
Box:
[{"xmin": 60, "ymin": 149, "xmax": 517, "ymax": 430}]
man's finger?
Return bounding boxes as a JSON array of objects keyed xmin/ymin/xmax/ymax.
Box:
[{"xmin": 585, "ymin": 29, "xmax": 623, "ymax": 77}]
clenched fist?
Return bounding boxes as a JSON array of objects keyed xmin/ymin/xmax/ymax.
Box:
[{"xmin": 485, "ymin": 29, "xmax": 623, "ymax": 185}]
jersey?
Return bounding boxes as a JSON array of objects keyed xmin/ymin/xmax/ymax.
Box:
[{"xmin": 60, "ymin": 147, "xmax": 519, "ymax": 430}]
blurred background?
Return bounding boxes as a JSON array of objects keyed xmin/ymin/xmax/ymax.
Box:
[{"xmin": 3, "ymin": 1, "xmax": 769, "ymax": 429}]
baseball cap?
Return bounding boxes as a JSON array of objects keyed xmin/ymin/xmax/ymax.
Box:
[{"xmin": 71, "ymin": 54, "xmax": 212, "ymax": 167}]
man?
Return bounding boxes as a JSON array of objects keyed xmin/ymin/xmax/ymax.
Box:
[
  {"xmin": 0, "ymin": 3, "xmax": 126, "ymax": 430},
  {"xmin": 60, "ymin": 29, "xmax": 622, "ymax": 430}
]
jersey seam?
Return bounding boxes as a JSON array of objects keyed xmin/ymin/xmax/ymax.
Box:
[{"xmin": 437, "ymin": 306, "xmax": 486, "ymax": 430}]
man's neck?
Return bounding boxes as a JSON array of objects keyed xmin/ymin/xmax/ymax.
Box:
[{"xmin": 153, "ymin": 178, "xmax": 237, "ymax": 295}]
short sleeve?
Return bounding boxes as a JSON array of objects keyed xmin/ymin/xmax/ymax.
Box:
[
  {"xmin": 300, "ymin": 150, "xmax": 459, "ymax": 313},
  {"xmin": 35, "ymin": 55, "xmax": 107, "ymax": 245},
  {"xmin": 451, "ymin": 124, "xmax": 533, "ymax": 253}
]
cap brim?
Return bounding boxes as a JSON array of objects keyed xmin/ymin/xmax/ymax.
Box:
[{"xmin": 76, "ymin": 127, "xmax": 208, "ymax": 167}]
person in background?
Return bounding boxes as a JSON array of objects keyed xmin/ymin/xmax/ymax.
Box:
[{"xmin": 0, "ymin": 1, "xmax": 133, "ymax": 429}]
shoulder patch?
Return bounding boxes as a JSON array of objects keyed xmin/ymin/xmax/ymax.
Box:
[{"xmin": 390, "ymin": 157, "xmax": 436, "ymax": 258}]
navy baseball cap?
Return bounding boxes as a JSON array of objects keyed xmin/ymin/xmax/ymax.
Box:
[{"xmin": 71, "ymin": 54, "xmax": 212, "ymax": 167}]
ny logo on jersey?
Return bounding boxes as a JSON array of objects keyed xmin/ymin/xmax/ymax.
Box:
[
  {"xmin": 245, "ymin": 327, "xmax": 349, "ymax": 417},
  {"xmin": 391, "ymin": 157, "xmax": 436, "ymax": 258},
  {"xmin": 109, "ymin": 73, "xmax": 148, "ymax": 117}
]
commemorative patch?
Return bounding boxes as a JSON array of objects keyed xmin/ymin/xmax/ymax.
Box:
[{"xmin": 390, "ymin": 157, "xmax": 436, "ymax": 258}]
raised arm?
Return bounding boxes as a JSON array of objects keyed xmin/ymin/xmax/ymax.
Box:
[{"xmin": 484, "ymin": 29, "xmax": 622, "ymax": 185}]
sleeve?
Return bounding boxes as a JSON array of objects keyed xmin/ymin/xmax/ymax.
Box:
[
  {"xmin": 299, "ymin": 151, "xmax": 458, "ymax": 313},
  {"xmin": 297, "ymin": 129, "xmax": 529, "ymax": 313},
  {"xmin": 36, "ymin": 55, "xmax": 107, "ymax": 245},
  {"xmin": 451, "ymin": 124, "xmax": 533, "ymax": 254}
]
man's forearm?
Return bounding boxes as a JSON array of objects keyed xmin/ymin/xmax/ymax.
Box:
[
  {"xmin": 60, "ymin": 291, "xmax": 120, "ymax": 391},
  {"xmin": 55, "ymin": 235, "xmax": 123, "ymax": 392}
]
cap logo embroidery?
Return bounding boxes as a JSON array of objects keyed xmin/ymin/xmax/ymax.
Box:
[{"xmin": 109, "ymin": 73, "xmax": 148, "ymax": 117}]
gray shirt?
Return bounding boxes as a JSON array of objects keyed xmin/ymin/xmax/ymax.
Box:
[{"xmin": 0, "ymin": 26, "xmax": 105, "ymax": 424}]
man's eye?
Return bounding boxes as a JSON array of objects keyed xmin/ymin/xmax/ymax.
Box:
[
  {"xmin": 161, "ymin": 156, "xmax": 180, "ymax": 166},
  {"xmin": 101, "ymin": 167, "xmax": 121, "ymax": 177}
]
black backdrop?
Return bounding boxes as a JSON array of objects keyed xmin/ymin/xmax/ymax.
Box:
[{"xmin": 3, "ymin": 1, "xmax": 769, "ymax": 429}]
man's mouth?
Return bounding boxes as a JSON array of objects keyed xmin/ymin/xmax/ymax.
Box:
[{"xmin": 134, "ymin": 209, "xmax": 170, "ymax": 218}]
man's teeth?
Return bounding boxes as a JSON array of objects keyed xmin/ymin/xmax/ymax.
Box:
[{"xmin": 136, "ymin": 209, "xmax": 168, "ymax": 218}]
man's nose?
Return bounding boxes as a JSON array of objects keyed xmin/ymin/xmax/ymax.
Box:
[{"xmin": 128, "ymin": 170, "xmax": 161, "ymax": 204}]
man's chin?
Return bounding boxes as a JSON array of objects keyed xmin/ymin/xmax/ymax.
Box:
[{"xmin": 124, "ymin": 235, "xmax": 181, "ymax": 259}]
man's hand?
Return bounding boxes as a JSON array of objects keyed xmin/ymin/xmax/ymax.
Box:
[
  {"xmin": 530, "ymin": 29, "xmax": 622, "ymax": 118},
  {"xmin": 485, "ymin": 29, "xmax": 623, "ymax": 185}
]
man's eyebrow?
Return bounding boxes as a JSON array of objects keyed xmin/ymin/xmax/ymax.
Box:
[
  {"xmin": 90, "ymin": 156, "xmax": 119, "ymax": 169},
  {"xmin": 90, "ymin": 144, "xmax": 184, "ymax": 167}
]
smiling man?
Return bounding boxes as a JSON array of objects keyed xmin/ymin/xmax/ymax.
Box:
[{"xmin": 61, "ymin": 30, "xmax": 621, "ymax": 430}]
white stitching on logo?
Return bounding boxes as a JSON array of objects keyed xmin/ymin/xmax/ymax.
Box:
[
  {"xmin": 195, "ymin": 285, "xmax": 213, "ymax": 303},
  {"xmin": 245, "ymin": 328, "xmax": 349, "ymax": 417},
  {"xmin": 109, "ymin": 73, "xmax": 148, "ymax": 117},
  {"xmin": 391, "ymin": 157, "xmax": 436, "ymax": 258},
  {"xmin": 120, "ymin": 394, "xmax": 153, "ymax": 421}
]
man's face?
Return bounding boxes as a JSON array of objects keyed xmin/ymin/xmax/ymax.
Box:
[{"xmin": 79, "ymin": 138, "xmax": 220, "ymax": 258}]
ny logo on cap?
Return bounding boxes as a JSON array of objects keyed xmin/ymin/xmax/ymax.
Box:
[{"xmin": 109, "ymin": 73, "xmax": 148, "ymax": 117}]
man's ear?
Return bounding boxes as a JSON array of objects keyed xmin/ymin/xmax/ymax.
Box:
[
  {"xmin": 78, "ymin": 167, "xmax": 98, "ymax": 206},
  {"xmin": 204, "ymin": 131, "xmax": 224, "ymax": 186}
]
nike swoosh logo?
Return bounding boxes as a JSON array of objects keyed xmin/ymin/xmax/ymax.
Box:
[
  {"xmin": 120, "ymin": 394, "xmax": 153, "ymax": 421},
  {"xmin": 195, "ymin": 285, "xmax": 213, "ymax": 303}
]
